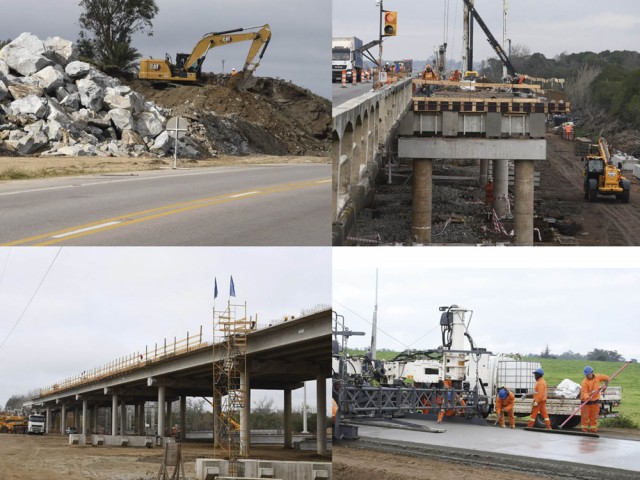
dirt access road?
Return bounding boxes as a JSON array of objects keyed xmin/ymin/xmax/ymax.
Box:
[{"xmin": 0, "ymin": 434, "xmax": 328, "ymax": 480}]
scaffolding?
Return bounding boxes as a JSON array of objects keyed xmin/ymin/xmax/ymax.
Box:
[{"xmin": 212, "ymin": 301, "xmax": 251, "ymax": 476}]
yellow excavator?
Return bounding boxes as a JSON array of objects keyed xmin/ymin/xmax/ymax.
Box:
[
  {"xmin": 139, "ymin": 24, "xmax": 271, "ymax": 88},
  {"xmin": 583, "ymin": 137, "xmax": 630, "ymax": 203}
]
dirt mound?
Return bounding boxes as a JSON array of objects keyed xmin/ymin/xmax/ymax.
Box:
[{"xmin": 126, "ymin": 74, "xmax": 331, "ymax": 157}]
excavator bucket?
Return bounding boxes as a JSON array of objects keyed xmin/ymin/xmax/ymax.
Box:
[{"xmin": 227, "ymin": 70, "xmax": 258, "ymax": 91}]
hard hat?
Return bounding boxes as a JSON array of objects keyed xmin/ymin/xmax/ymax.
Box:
[
  {"xmin": 533, "ymin": 368, "xmax": 544, "ymax": 376},
  {"xmin": 584, "ymin": 366, "xmax": 594, "ymax": 376},
  {"xmin": 232, "ymin": 68, "xmax": 236, "ymax": 72},
  {"xmin": 498, "ymin": 388, "xmax": 508, "ymax": 400}
]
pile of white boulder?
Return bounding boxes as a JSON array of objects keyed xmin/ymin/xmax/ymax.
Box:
[{"xmin": 0, "ymin": 32, "xmax": 194, "ymax": 157}]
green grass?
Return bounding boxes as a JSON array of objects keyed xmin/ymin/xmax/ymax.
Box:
[{"xmin": 344, "ymin": 351, "xmax": 640, "ymax": 428}]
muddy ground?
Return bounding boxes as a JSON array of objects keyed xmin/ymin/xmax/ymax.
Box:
[
  {"xmin": 353, "ymin": 133, "xmax": 640, "ymax": 246},
  {"xmin": 0, "ymin": 434, "xmax": 329, "ymax": 480}
]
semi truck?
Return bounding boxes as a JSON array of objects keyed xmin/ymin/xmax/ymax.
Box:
[
  {"xmin": 27, "ymin": 413, "xmax": 46, "ymax": 434},
  {"xmin": 332, "ymin": 36, "xmax": 363, "ymax": 83},
  {"xmin": 333, "ymin": 305, "xmax": 623, "ymax": 434}
]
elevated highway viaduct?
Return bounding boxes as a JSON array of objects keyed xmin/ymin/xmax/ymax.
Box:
[
  {"xmin": 25, "ymin": 308, "xmax": 331, "ymax": 456},
  {"xmin": 332, "ymin": 78, "xmax": 569, "ymax": 246}
]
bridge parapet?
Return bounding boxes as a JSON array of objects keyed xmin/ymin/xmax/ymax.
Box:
[{"xmin": 332, "ymin": 79, "xmax": 413, "ymax": 243}]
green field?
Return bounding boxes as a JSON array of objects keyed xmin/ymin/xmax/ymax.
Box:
[{"xmin": 345, "ymin": 350, "xmax": 639, "ymax": 427}]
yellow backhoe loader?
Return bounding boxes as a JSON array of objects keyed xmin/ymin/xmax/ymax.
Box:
[
  {"xmin": 139, "ymin": 24, "xmax": 271, "ymax": 89},
  {"xmin": 582, "ymin": 137, "xmax": 630, "ymax": 203}
]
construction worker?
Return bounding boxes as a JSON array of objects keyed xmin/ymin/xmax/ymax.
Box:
[
  {"xmin": 449, "ymin": 69, "xmax": 461, "ymax": 82},
  {"xmin": 421, "ymin": 64, "xmax": 439, "ymax": 81},
  {"xmin": 580, "ymin": 366, "xmax": 610, "ymax": 433},
  {"xmin": 495, "ymin": 386, "xmax": 516, "ymax": 429},
  {"xmin": 527, "ymin": 368, "xmax": 551, "ymax": 429},
  {"xmin": 437, "ymin": 376, "xmax": 466, "ymax": 423},
  {"xmin": 484, "ymin": 178, "xmax": 494, "ymax": 214},
  {"xmin": 231, "ymin": 68, "xmax": 237, "ymax": 76}
]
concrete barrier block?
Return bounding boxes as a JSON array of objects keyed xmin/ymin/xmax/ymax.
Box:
[
  {"xmin": 204, "ymin": 466, "xmax": 220, "ymax": 480},
  {"xmin": 93, "ymin": 435, "xmax": 104, "ymax": 446},
  {"xmin": 313, "ymin": 470, "xmax": 329, "ymax": 479},
  {"xmin": 258, "ymin": 467, "xmax": 274, "ymax": 478},
  {"xmin": 120, "ymin": 437, "xmax": 129, "ymax": 446}
]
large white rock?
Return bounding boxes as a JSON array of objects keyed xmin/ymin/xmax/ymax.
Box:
[
  {"xmin": 103, "ymin": 87, "xmax": 133, "ymax": 110},
  {"xmin": 60, "ymin": 92, "xmax": 81, "ymax": 110},
  {"xmin": 31, "ymin": 65, "xmax": 65, "ymax": 93},
  {"xmin": 17, "ymin": 131, "xmax": 49, "ymax": 155},
  {"xmin": 121, "ymin": 128, "xmax": 145, "ymax": 146},
  {"xmin": 47, "ymin": 100, "xmax": 72, "ymax": 128},
  {"xmin": 136, "ymin": 110, "xmax": 166, "ymax": 138},
  {"xmin": 46, "ymin": 119, "xmax": 64, "ymax": 141},
  {"xmin": 65, "ymin": 61, "xmax": 92, "ymax": 79},
  {"xmin": 10, "ymin": 94, "xmax": 49, "ymax": 118},
  {"xmin": 0, "ymin": 59, "xmax": 9, "ymax": 76},
  {"xmin": 108, "ymin": 108, "xmax": 133, "ymax": 132},
  {"xmin": 86, "ymin": 68, "xmax": 120, "ymax": 89},
  {"xmin": 76, "ymin": 78, "xmax": 104, "ymax": 112},
  {"xmin": 54, "ymin": 144, "xmax": 96, "ymax": 156},
  {"xmin": 44, "ymin": 36, "xmax": 78, "ymax": 66},
  {"xmin": 0, "ymin": 79, "xmax": 8, "ymax": 101},
  {"xmin": 0, "ymin": 32, "xmax": 53, "ymax": 76},
  {"xmin": 150, "ymin": 130, "xmax": 172, "ymax": 153}
]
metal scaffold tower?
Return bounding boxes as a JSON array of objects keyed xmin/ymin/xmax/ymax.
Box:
[{"xmin": 212, "ymin": 300, "xmax": 251, "ymax": 476}]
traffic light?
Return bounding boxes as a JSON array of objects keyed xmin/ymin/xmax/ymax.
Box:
[{"xmin": 383, "ymin": 11, "xmax": 397, "ymax": 36}]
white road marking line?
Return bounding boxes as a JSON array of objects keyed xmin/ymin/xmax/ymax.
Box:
[
  {"xmin": 316, "ymin": 180, "xmax": 331, "ymax": 184},
  {"xmin": 51, "ymin": 221, "xmax": 122, "ymax": 238},
  {"xmin": 0, "ymin": 185, "xmax": 74, "ymax": 196},
  {"xmin": 228, "ymin": 191, "xmax": 260, "ymax": 198}
]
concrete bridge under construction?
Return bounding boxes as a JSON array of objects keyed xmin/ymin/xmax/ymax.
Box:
[
  {"xmin": 332, "ymin": 78, "xmax": 570, "ymax": 246},
  {"xmin": 25, "ymin": 308, "xmax": 331, "ymax": 456}
]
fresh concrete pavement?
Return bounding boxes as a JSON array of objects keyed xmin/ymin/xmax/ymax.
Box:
[{"xmin": 0, "ymin": 164, "xmax": 330, "ymax": 245}]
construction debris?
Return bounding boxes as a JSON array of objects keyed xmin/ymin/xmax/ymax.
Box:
[{"xmin": 0, "ymin": 33, "xmax": 330, "ymax": 159}]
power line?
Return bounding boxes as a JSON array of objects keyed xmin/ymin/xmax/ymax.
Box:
[{"xmin": 0, "ymin": 248, "xmax": 62, "ymax": 352}]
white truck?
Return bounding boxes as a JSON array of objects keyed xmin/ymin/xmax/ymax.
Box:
[
  {"xmin": 332, "ymin": 36, "xmax": 363, "ymax": 83},
  {"xmin": 27, "ymin": 413, "xmax": 46, "ymax": 434}
]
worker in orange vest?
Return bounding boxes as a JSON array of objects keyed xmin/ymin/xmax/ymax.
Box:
[
  {"xmin": 495, "ymin": 386, "xmax": 516, "ymax": 429},
  {"xmin": 421, "ymin": 64, "xmax": 439, "ymax": 81},
  {"xmin": 564, "ymin": 123, "xmax": 573, "ymax": 140},
  {"xmin": 449, "ymin": 69, "xmax": 461, "ymax": 82},
  {"xmin": 437, "ymin": 376, "xmax": 466, "ymax": 423},
  {"xmin": 527, "ymin": 368, "xmax": 551, "ymax": 429},
  {"xmin": 580, "ymin": 366, "xmax": 609, "ymax": 433}
]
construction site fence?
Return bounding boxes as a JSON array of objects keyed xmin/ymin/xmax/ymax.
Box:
[{"xmin": 40, "ymin": 327, "xmax": 209, "ymax": 397}]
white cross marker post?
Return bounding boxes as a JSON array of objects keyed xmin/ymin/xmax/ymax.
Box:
[{"xmin": 165, "ymin": 116, "xmax": 189, "ymax": 170}]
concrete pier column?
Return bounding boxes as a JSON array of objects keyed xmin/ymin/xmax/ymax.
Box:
[
  {"xmin": 60, "ymin": 404, "xmax": 66, "ymax": 434},
  {"xmin": 316, "ymin": 376, "xmax": 327, "ymax": 455},
  {"xmin": 120, "ymin": 402, "xmax": 126, "ymax": 435},
  {"xmin": 479, "ymin": 159, "xmax": 489, "ymax": 186},
  {"xmin": 240, "ymin": 372, "xmax": 250, "ymax": 457},
  {"xmin": 82, "ymin": 400, "xmax": 88, "ymax": 436},
  {"xmin": 283, "ymin": 388, "xmax": 292, "ymax": 449},
  {"xmin": 74, "ymin": 407, "xmax": 80, "ymax": 430},
  {"xmin": 111, "ymin": 395, "xmax": 118, "ymax": 435},
  {"xmin": 179, "ymin": 396, "xmax": 186, "ymax": 442},
  {"xmin": 138, "ymin": 402, "xmax": 146, "ymax": 435},
  {"xmin": 493, "ymin": 159, "xmax": 509, "ymax": 217},
  {"xmin": 157, "ymin": 386, "xmax": 166, "ymax": 439},
  {"xmin": 412, "ymin": 159, "xmax": 433, "ymax": 244},
  {"xmin": 92, "ymin": 406, "xmax": 98, "ymax": 434},
  {"xmin": 166, "ymin": 400, "xmax": 172, "ymax": 434},
  {"xmin": 45, "ymin": 406, "xmax": 51, "ymax": 434},
  {"xmin": 514, "ymin": 160, "xmax": 535, "ymax": 246},
  {"xmin": 213, "ymin": 391, "xmax": 222, "ymax": 447}
]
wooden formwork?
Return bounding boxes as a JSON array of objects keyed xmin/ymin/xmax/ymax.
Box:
[{"xmin": 412, "ymin": 97, "xmax": 570, "ymax": 114}]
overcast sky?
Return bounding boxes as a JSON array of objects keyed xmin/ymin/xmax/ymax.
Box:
[
  {"xmin": 333, "ymin": 248, "xmax": 640, "ymax": 365},
  {"xmin": 0, "ymin": 247, "xmax": 331, "ymax": 412},
  {"xmin": 0, "ymin": 0, "xmax": 330, "ymax": 99},
  {"xmin": 333, "ymin": 0, "xmax": 640, "ymax": 66}
]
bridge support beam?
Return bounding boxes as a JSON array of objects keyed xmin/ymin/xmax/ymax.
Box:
[
  {"xmin": 82, "ymin": 399, "xmax": 88, "ymax": 435},
  {"xmin": 284, "ymin": 387, "xmax": 292, "ymax": 449},
  {"xmin": 317, "ymin": 376, "xmax": 327, "ymax": 456},
  {"xmin": 111, "ymin": 394, "xmax": 118, "ymax": 435},
  {"xmin": 157, "ymin": 386, "xmax": 166, "ymax": 440},
  {"xmin": 412, "ymin": 159, "xmax": 433, "ymax": 244},
  {"xmin": 494, "ymin": 159, "xmax": 509, "ymax": 218},
  {"xmin": 240, "ymin": 372, "xmax": 251, "ymax": 456},
  {"xmin": 179, "ymin": 396, "xmax": 186, "ymax": 441},
  {"xmin": 60, "ymin": 404, "xmax": 66, "ymax": 434},
  {"xmin": 166, "ymin": 400, "xmax": 172, "ymax": 435},
  {"xmin": 45, "ymin": 405, "xmax": 51, "ymax": 434},
  {"xmin": 138, "ymin": 402, "xmax": 145, "ymax": 435},
  {"xmin": 480, "ymin": 159, "xmax": 489, "ymax": 186},
  {"xmin": 514, "ymin": 160, "xmax": 535, "ymax": 246},
  {"xmin": 120, "ymin": 401, "xmax": 126, "ymax": 435}
]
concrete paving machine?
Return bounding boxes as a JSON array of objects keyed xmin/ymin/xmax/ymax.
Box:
[
  {"xmin": 583, "ymin": 137, "xmax": 630, "ymax": 203},
  {"xmin": 139, "ymin": 25, "xmax": 271, "ymax": 89}
]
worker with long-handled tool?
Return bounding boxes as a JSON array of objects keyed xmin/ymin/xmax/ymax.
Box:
[
  {"xmin": 527, "ymin": 368, "xmax": 552, "ymax": 429},
  {"xmin": 580, "ymin": 366, "xmax": 610, "ymax": 433}
]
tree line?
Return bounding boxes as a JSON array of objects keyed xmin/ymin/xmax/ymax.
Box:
[{"xmin": 529, "ymin": 345, "xmax": 635, "ymax": 363}]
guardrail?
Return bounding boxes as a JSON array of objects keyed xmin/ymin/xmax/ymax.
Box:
[{"xmin": 332, "ymin": 78, "xmax": 413, "ymax": 244}]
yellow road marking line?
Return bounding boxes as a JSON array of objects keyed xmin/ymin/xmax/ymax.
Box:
[{"xmin": 2, "ymin": 178, "xmax": 328, "ymax": 246}]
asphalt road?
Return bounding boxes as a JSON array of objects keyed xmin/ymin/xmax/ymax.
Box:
[
  {"xmin": 332, "ymin": 81, "xmax": 375, "ymax": 107},
  {"xmin": 0, "ymin": 164, "xmax": 331, "ymax": 246}
]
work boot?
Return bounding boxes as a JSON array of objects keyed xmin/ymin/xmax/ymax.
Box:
[
  {"xmin": 526, "ymin": 421, "xmax": 534, "ymax": 428},
  {"xmin": 510, "ymin": 425, "xmax": 515, "ymax": 429},
  {"xmin": 500, "ymin": 423, "xmax": 505, "ymax": 428}
]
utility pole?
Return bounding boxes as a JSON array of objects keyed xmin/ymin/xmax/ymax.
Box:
[
  {"xmin": 371, "ymin": 269, "xmax": 378, "ymax": 360},
  {"xmin": 376, "ymin": 0, "xmax": 383, "ymax": 90}
]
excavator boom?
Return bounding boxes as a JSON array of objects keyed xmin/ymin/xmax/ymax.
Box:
[{"xmin": 139, "ymin": 24, "xmax": 271, "ymax": 86}]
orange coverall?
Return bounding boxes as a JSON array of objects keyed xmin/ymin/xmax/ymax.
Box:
[
  {"xmin": 527, "ymin": 377, "xmax": 551, "ymax": 428},
  {"xmin": 580, "ymin": 374, "xmax": 609, "ymax": 432},
  {"xmin": 495, "ymin": 391, "xmax": 516, "ymax": 428},
  {"xmin": 437, "ymin": 381, "xmax": 466, "ymax": 423}
]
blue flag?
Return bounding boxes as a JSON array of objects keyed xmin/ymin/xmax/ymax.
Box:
[
  {"xmin": 230, "ymin": 276, "xmax": 236, "ymax": 297},
  {"xmin": 214, "ymin": 278, "xmax": 218, "ymax": 300}
]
